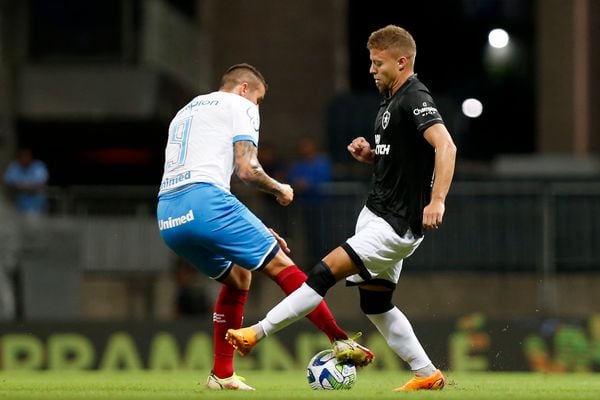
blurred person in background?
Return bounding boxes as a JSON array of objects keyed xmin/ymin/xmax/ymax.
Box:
[
  {"xmin": 227, "ymin": 25, "xmax": 457, "ymax": 392},
  {"xmin": 287, "ymin": 136, "xmax": 332, "ymax": 204},
  {"xmin": 0, "ymin": 147, "xmax": 47, "ymax": 320},
  {"xmin": 156, "ymin": 63, "xmax": 372, "ymax": 391},
  {"xmin": 3, "ymin": 147, "xmax": 49, "ymax": 221},
  {"xmin": 287, "ymin": 136, "xmax": 332, "ymax": 262}
]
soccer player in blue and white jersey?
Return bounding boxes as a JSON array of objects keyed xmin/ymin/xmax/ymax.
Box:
[{"xmin": 157, "ymin": 64, "xmax": 372, "ymax": 391}]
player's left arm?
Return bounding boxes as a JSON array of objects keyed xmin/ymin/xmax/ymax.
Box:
[{"xmin": 422, "ymin": 123, "xmax": 457, "ymax": 230}]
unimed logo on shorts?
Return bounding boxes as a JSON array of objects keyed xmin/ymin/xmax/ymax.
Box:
[{"xmin": 158, "ymin": 210, "xmax": 195, "ymax": 230}]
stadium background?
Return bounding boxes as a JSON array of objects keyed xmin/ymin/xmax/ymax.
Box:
[{"xmin": 0, "ymin": 0, "xmax": 599, "ymax": 373}]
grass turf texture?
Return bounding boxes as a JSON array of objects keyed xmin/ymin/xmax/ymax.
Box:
[{"xmin": 0, "ymin": 371, "xmax": 599, "ymax": 400}]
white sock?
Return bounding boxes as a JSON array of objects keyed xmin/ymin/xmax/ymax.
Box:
[
  {"xmin": 251, "ymin": 322, "xmax": 265, "ymax": 340},
  {"xmin": 367, "ymin": 307, "xmax": 434, "ymax": 371},
  {"xmin": 258, "ymin": 283, "xmax": 323, "ymax": 336},
  {"xmin": 415, "ymin": 364, "xmax": 437, "ymax": 377}
]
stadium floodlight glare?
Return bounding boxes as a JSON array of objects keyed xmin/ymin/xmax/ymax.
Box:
[
  {"xmin": 488, "ymin": 28, "xmax": 509, "ymax": 49},
  {"xmin": 462, "ymin": 98, "xmax": 483, "ymax": 118}
]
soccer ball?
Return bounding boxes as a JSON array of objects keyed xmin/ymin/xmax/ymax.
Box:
[{"xmin": 306, "ymin": 349, "xmax": 357, "ymax": 390}]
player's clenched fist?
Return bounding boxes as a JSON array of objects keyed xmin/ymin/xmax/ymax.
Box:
[
  {"xmin": 347, "ymin": 137, "xmax": 374, "ymax": 164},
  {"xmin": 276, "ymin": 183, "xmax": 294, "ymax": 206}
]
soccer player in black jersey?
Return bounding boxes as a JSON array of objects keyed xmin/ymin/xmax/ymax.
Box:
[{"xmin": 227, "ymin": 25, "xmax": 457, "ymax": 391}]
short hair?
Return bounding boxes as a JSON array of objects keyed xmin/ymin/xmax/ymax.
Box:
[
  {"xmin": 367, "ymin": 25, "xmax": 416, "ymax": 60},
  {"xmin": 220, "ymin": 63, "xmax": 268, "ymax": 92}
]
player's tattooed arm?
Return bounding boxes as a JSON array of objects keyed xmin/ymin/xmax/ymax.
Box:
[
  {"xmin": 234, "ymin": 141, "xmax": 294, "ymax": 206},
  {"xmin": 234, "ymin": 141, "xmax": 276, "ymax": 191}
]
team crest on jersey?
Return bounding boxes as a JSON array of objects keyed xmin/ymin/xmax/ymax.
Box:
[
  {"xmin": 247, "ymin": 107, "xmax": 260, "ymax": 132},
  {"xmin": 382, "ymin": 111, "xmax": 390, "ymax": 129}
]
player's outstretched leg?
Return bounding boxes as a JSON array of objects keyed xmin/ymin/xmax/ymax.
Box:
[
  {"xmin": 393, "ymin": 369, "xmax": 445, "ymax": 391},
  {"xmin": 226, "ymin": 325, "xmax": 375, "ymax": 368},
  {"xmin": 206, "ymin": 372, "xmax": 255, "ymax": 390},
  {"xmin": 272, "ymin": 265, "xmax": 375, "ymax": 365},
  {"xmin": 273, "ymin": 265, "xmax": 350, "ymax": 342},
  {"xmin": 332, "ymin": 332, "xmax": 375, "ymax": 367}
]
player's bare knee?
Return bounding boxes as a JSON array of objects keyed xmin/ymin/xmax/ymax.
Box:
[
  {"xmin": 223, "ymin": 265, "xmax": 252, "ymax": 289},
  {"xmin": 359, "ymin": 287, "xmax": 394, "ymax": 315},
  {"xmin": 305, "ymin": 261, "xmax": 336, "ymax": 297},
  {"xmin": 261, "ymin": 251, "xmax": 292, "ymax": 278}
]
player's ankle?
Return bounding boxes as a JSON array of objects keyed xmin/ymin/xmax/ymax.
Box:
[
  {"xmin": 414, "ymin": 364, "xmax": 437, "ymax": 377},
  {"xmin": 252, "ymin": 323, "xmax": 265, "ymax": 340}
]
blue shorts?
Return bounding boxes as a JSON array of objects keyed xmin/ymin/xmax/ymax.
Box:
[{"xmin": 157, "ymin": 183, "xmax": 279, "ymax": 279}]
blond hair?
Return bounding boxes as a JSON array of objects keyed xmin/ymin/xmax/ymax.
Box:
[{"xmin": 367, "ymin": 25, "xmax": 416, "ymax": 60}]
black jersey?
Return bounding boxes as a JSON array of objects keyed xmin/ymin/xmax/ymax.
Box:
[{"xmin": 365, "ymin": 75, "xmax": 444, "ymax": 238}]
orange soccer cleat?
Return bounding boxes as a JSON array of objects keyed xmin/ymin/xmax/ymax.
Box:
[
  {"xmin": 393, "ymin": 369, "xmax": 445, "ymax": 391},
  {"xmin": 225, "ymin": 327, "xmax": 258, "ymax": 356}
]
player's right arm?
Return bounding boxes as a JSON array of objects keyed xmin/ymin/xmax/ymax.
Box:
[
  {"xmin": 234, "ymin": 140, "xmax": 294, "ymax": 206},
  {"xmin": 347, "ymin": 136, "xmax": 375, "ymax": 164}
]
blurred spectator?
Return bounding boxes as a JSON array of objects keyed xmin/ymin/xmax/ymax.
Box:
[
  {"xmin": 3, "ymin": 148, "xmax": 49, "ymax": 219},
  {"xmin": 287, "ymin": 136, "xmax": 332, "ymax": 204},
  {"xmin": 287, "ymin": 136, "xmax": 332, "ymax": 263}
]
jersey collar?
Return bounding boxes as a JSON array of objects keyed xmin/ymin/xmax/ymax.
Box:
[{"xmin": 382, "ymin": 74, "xmax": 418, "ymax": 104}]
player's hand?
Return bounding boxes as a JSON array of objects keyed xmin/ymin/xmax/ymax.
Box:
[
  {"xmin": 347, "ymin": 137, "xmax": 374, "ymax": 163},
  {"xmin": 422, "ymin": 200, "xmax": 445, "ymax": 230},
  {"xmin": 269, "ymin": 228, "xmax": 291, "ymax": 254},
  {"xmin": 276, "ymin": 183, "xmax": 294, "ymax": 206}
]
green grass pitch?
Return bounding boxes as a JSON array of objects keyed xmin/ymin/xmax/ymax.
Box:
[{"xmin": 0, "ymin": 370, "xmax": 599, "ymax": 399}]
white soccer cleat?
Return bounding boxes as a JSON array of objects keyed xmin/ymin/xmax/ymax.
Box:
[{"xmin": 206, "ymin": 373, "xmax": 255, "ymax": 390}]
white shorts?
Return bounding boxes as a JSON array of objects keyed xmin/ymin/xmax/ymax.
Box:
[{"xmin": 344, "ymin": 206, "xmax": 423, "ymax": 285}]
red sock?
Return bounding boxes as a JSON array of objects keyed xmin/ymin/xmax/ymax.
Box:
[
  {"xmin": 274, "ymin": 265, "xmax": 348, "ymax": 341},
  {"xmin": 212, "ymin": 284, "xmax": 249, "ymax": 378}
]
